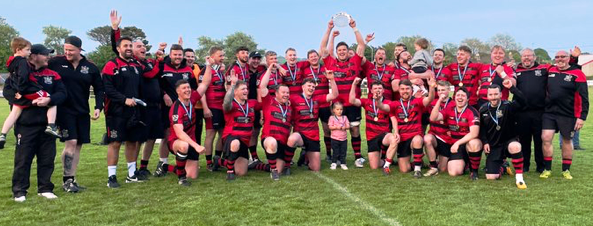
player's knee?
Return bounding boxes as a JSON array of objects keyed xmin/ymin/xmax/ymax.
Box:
[
  {"xmin": 412, "ymin": 135, "xmax": 423, "ymax": 147},
  {"xmin": 468, "ymin": 139, "xmax": 482, "ymax": 151},
  {"xmin": 508, "ymin": 142, "xmax": 521, "ymax": 153},
  {"xmin": 486, "ymin": 174, "xmax": 499, "ymax": 180},
  {"xmin": 230, "ymin": 140, "xmax": 240, "ymax": 152}
]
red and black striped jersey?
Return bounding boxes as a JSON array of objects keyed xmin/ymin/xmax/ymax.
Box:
[
  {"xmin": 546, "ymin": 65, "xmax": 589, "ymax": 120},
  {"xmin": 223, "ymin": 99, "xmax": 261, "ymax": 144},
  {"xmin": 440, "ymin": 104, "xmax": 479, "ymax": 144},
  {"xmin": 323, "ymin": 55, "xmax": 363, "ymax": 107},
  {"xmin": 205, "ymin": 66, "xmax": 226, "ymax": 110},
  {"xmin": 514, "ymin": 62, "xmax": 550, "ymax": 111},
  {"xmin": 360, "ymin": 98, "xmax": 391, "ymax": 140},
  {"xmin": 362, "ymin": 61, "xmax": 395, "ymax": 100},
  {"xmin": 301, "ymin": 64, "xmax": 330, "ymax": 108},
  {"xmin": 427, "ymin": 98, "xmax": 453, "ymax": 143},
  {"xmin": 477, "ymin": 64, "xmax": 514, "ymax": 101},
  {"xmin": 389, "ymin": 97, "xmax": 425, "ymax": 141},
  {"xmin": 429, "ymin": 65, "xmax": 450, "ymax": 81},
  {"xmin": 443, "ymin": 62, "xmax": 482, "ymax": 106},
  {"xmin": 226, "ymin": 61, "xmax": 251, "ymax": 82},
  {"xmin": 392, "ymin": 66, "xmax": 412, "ymax": 100},
  {"xmin": 281, "ymin": 61, "xmax": 309, "ymax": 96},
  {"xmin": 291, "ymin": 94, "xmax": 329, "ymax": 141},
  {"xmin": 260, "ymin": 95, "xmax": 292, "ymax": 144},
  {"xmin": 168, "ymin": 91, "xmax": 202, "ymax": 144}
]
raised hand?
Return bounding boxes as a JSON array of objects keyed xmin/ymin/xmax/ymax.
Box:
[
  {"xmin": 571, "ymin": 46, "xmax": 581, "ymax": 57},
  {"xmin": 353, "ymin": 77, "xmax": 362, "ymax": 85},
  {"xmin": 365, "ymin": 33, "xmax": 375, "ymax": 44},
  {"xmin": 349, "ymin": 18, "xmax": 357, "ymax": 28},
  {"xmin": 328, "ymin": 20, "xmax": 334, "ymax": 30},
  {"xmin": 178, "ymin": 36, "xmax": 183, "ymax": 46},
  {"xmin": 158, "ymin": 42, "xmax": 167, "ymax": 51},
  {"xmin": 427, "ymin": 74, "xmax": 436, "ymax": 88},
  {"xmin": 332, "ymin": 30, "xmax": 340, "ymax": 38},
  {"xmin": 110, "ymin": 10, "xmax": 122, "ymax": 30},
  {"xmin": 205, "ymin": 56, "xmax": 215, "ymax": 65}
]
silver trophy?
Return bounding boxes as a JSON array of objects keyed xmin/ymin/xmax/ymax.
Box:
[{"xmin": 332, "ymin": 12, "xmax": 352, "ymax": 27}]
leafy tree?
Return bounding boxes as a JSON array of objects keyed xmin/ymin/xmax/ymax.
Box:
[
  {"xmin": 460, "ymin": 38, "xmax": 489, "ymax": 61},
  {"xmin": 0, "ymin": 17, "xmax": 19, "ymax": 72},
  {"xmin": 86, "ymin": 44, "xmax": 115, "ymax": 70},
  {"xmin": 196, "ymin": 32, "xmax": 263, "ymax": 66},
  {"xmin": 381, "ymin": 42, "xmax": 397, "ymax": 62},
  {"xmin": 534, "ymin": 48, "xmax": 552, "ymax": 64},
  {"xmin": 42, "ymin": 25, "xmax": 71, "ymax": 55},
  {"xmin": 87, "ymin": 25, "xmax": 151, "ymax": 51},
  {"xmin": 488, "ymin": 33, "xmax": 522, "ymax": 51},
  {"xmin": 441, "ymin": 42, "xmax": 458, "ymax": 65}
]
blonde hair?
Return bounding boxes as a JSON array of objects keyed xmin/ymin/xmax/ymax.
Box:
[{"xmin": 11, "ymin": 37, "xmax": 31, "ymax": 54}]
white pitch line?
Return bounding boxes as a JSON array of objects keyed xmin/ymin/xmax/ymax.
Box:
[{"xmin": 314, "ymin": 173, "xmax": 401, "ymax": 226}]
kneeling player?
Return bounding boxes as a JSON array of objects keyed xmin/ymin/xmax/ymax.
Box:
[
  {"xmin": 287, "ymin": 74, "xmax": 338, "ymax": 172},
  {"xmin": 258, "ymin": 64, "xmax": 293, "ymax": 180},
  {"xmin": 220, "ymin": 73, "xmax": 261, "ymax": 180},
  {"xmin": 480, "ymin": 81, "xmax": 527, "ymax": 189},
  {"xmin": 349, "ymin": 79, "xmax": 397, "ymax": 169},
  {"xmin": 423, "ymin": 80, "xmax": 453, "ymax": 175},
  {"xmin": 430, "ymin": 87, "xmax": 482, "ymax": 179},
  {"xmin": 381, "ymin": 78, "xmax": 435, "ymax": 177}
]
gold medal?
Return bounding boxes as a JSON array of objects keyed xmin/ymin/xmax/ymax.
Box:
[
  {"xmin": 496, "ymin": 125, "xmax": 501, "ymax": 131},
  {"xmin": 404, "ymin": 118, "xmax": 409, "ymax": 123},
  {"xmin": 310, "ymin": 114, "xmax": 314, "ymax": 118},
  {"xmin": 282, "ymin": 118, "xmax": 286, "ymax": 123},
  {"xmin": 487, "ymin": 78, "xmax": 492, "ymax": 82},
  {"xmin": 374, "ymin": 117, "xmax": 378, "ymax": 121},
  {"xmin": 458, "ymin": 83, "xmax": 463, "ymax": 87}
]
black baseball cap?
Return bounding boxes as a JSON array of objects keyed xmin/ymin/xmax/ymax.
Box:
[
  {"xmin": 64, "ymin": 36, "xmax": 84, "ymax": 51},
  {"xmin": 249, "ymin": 51, "xmax": 262, "ymax": 58},
  {"xmin": 31, "ymin": 44, "xmax": 54, "ymax": 55}
]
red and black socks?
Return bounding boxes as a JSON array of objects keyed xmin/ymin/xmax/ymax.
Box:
[
  {"xmin": 468, "ymin": 150, "xmax": 483, "ymax": 173},
  {"xmin": 352, "ymin": 136, "xmax": 362, "ymax": 159}
]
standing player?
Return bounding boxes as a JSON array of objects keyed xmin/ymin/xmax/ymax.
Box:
[
  {"xmin": 361, "ymin": 47, "xmax": 395, "ymax": 100},
  {"xmin": 479, "ymin": 81, "xmax": 527, "ymax": 189},
  {"xmin": 102, "ymin": 36, "xmax": 157, "ymax": 188},
  {"xmin": 476, "ymin": 45, "xmax": 515, "ymax": 107},
  {"xmin": 349, "ymin": 79, "xmax": 398, "ymax": 169},
  {"xmin": 48, "ymin": 36, "xmax": 104, "ymax": 193},
  {"xmin": 286, "ymin": 73, "xmax": 339, "ymax": 172},
  {"xmin": 320, "ymin": 18, "xmax": 367, "ymax": 167},
  {"xmin": 423, "ymin": 80, "xmax": 453, "ymax": 175},
  {"xmin": 443, "ymin": 46, "xmax": 482, "ymax": 109},
  {"xmin": 258, "ymin": 63, "xmax": 292, "ymax": 180},
  {"xmin": 540, "ymin": 50, "xmax": 588, "ymax": 180},
  {"xmin": 381, "ymin": 78, "xmax": 435, "ymax": 177},
  {"xmin": 429, "ymin": 87, "xmax": 482, "ymax": 179},
  {"xmin": 202, "ymin": 47, "xmax": 226, "ymax": 171},
  {"xmin": 247, "ymin": 51, "xmax": 266, "ymax": 168},
  {"xmin": 281, "ymin": 48, "xmax": 308, "ymax": 97}
]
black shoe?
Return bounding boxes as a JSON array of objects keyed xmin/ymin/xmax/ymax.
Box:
[
  {"xmin": 72, "ymin": 180, "xmax": 86, "ymax": 190},
  {"xmin": 574, "ymin": 146, "xmax": 585, "ymax": 150},
  {"xmin": 62, "ymin": 178, "xmax": 79, "ymax": 193},
  {"xmin": 413, "ymin": 170, "xmax": 422, "ymax": 179},
  {"xmin": 212, "ymin": 156, "xmax": 221, "ymax": 171},
  {"xmin": 470, "ymin": 171, "xmax": 478, "ymax": 181},
  {"xmin": 138, "ymin": 168, "xmax": 151, "ymax": 177},
  {"xmin": 107, "ymin": 175, "xmax": 120, "ymax": 188},
  {"xmin": 226, "ymin": 171, "xmax": 236, "ymax": 181},
  {"xmin": 135, "ymin": 171, "xmax": 149, "ymax": 181},
  {"xmin": 125, "ymin": 174, "xmax": 144, "ymax": 183},
  {"xmin": 536, "ymin": 166, "xmax": 545, "ymax": 174},
  {"xmin": 297, "ymin": 151, "xmax": 306, "ymax": 167},
  {"xmin": 270, "ymin": 169, "xmax": 280, "ymax": 181},
  {"xmin": 0, "ymin": 134, "xmax": 6, "ymax": 149},
  {"xmin": 45, "ymin": 125, "xmax": 61, "ymax": 138},
  {"xmin": 153, "ymin": 161, "xmax": 167, "ymax": 177},
  {"xmin": 248, "ymin": 159, "xmax": 261, "ymax": 170},
  {"xmin": 283, "ymin": 168, "xmax": 291, "ymax": 176},
  {"xmin": 178, "ymin": 177, "xmax": 191, "ymax": 186}
]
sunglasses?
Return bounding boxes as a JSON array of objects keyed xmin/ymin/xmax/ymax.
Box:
[{"xmin": 555, "ymin": 55, "xmax": 568, "ymax": 59}]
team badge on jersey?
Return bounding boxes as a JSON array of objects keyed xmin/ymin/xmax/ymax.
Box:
[
  {"xmin": 43, "ymin": 76, "xmax": 53, "ymax": 84},
  {"xmin": 80, "ymin": 66, "xmax": 89, "ymax": 74},
  {"xmin": 535, "ymin": 70, "xmax": 542, "ymax": 76},
  {"xmin": 564, "ymin": 75, "xmax": 572, "ymax": 82},
  {"xmin": 183, "ymin": 73, "xmax": 189, "ymax": 80},
  {"xmin": 172, "ymin": 114, "xmax": 179, "ymax": 122},
  {"xmin": 61, "ymin": 129, "xmax": 69, "ymax": 138},
  {"xmin": 121, "ymin": 67, "xmax": 127, "ymax": 72},
  {"xmin": 549, "ymin": 73, "xmax": 555, "ymax": 78}
]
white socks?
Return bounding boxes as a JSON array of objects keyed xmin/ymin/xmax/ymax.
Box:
[
  {"xmin": 516, "ymin": 173, "xmax": 524, "ymax": 182},
  {"xmin": 108, "ymin": 165, "xmax": 117, "ymax": 177},
  {"xmin": 127, "ymin": 162, "xmax": 136, "ymax": 177},
  {"xmin": 160, "ymin": 158, "xmax": 168, "ymax": 164}
]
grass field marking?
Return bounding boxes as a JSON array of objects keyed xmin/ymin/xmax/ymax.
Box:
[{"xmin": 313, "ymin": 172, "xmax": 401, "ymax": 226}]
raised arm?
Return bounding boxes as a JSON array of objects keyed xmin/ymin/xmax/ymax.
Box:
[
  {"xmin": 320, "ymin": 20, "xmax": 334, "ymax": 59},
  {"xmin": 349, "ymin": 77, "xmax": 362, "ymax": 107},
  {"xmin": 429, "ymin": 95, "xmax": 446, "ymax": 122},
  {"xmin": 325, "ymin": 70, "xmax": 339, "ymax": 102},
  {"xmin": 258, "ymin": 63, "xmax": 277, "ymax": 99},
  {"xmin": 196, "ymin": 57, "xmax": 214, "ymax": 96},
  {"xmin": 223, "ymin": 73, "xmax": 238, "ymax": 112},
  {"xmin": 110, "ymin": 10, "xmax": 121, "ymax": 55},
  {"xmin": 423, "ymin": 75, "xmax": 436, "ymax": 107},
  {"xmin": 350, "ymin": 18, "xmax": 365, "ymax": 57}
]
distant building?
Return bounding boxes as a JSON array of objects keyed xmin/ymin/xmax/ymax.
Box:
[{"xmin": 578, "ymin": 54, "xmax": 593, "ymax": 77}]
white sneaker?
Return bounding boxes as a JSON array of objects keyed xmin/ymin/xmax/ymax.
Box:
[
  {"xmin": 340, "ymin": 164, "xmax": 349, "ymax": 170},
  {"xmin": 354, "ymin": 158, "xmax": 366, "ymax": 168},
  {"xmin": 330, "ymin": 163, "xmax": 337, "ymax": 170},
  {"xmin": 14, "ymin": 196, "xmax": 26, "ymax": 202},
  {"xmin": 38, "ymin": 192, "xmax": 58, "ymax": 199}
]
